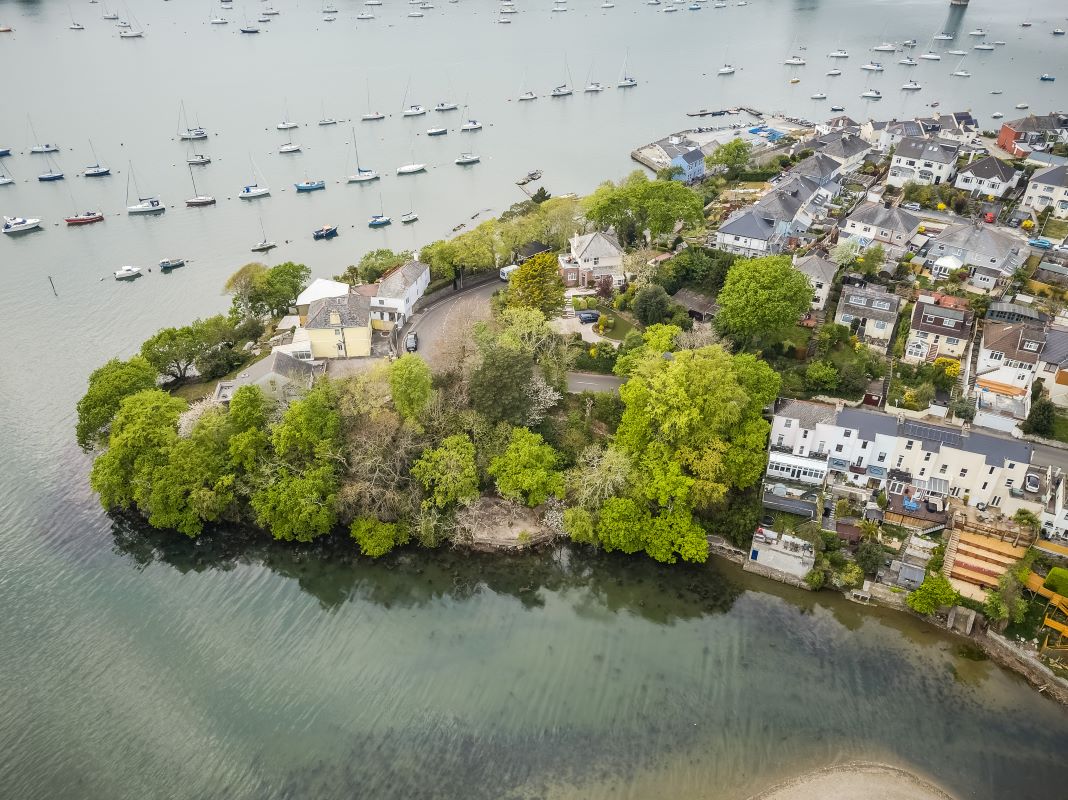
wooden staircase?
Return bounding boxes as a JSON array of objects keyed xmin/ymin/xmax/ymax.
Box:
[{"xmin": 942, "ymin": 528, "xmax": 961, "ymax": 578}]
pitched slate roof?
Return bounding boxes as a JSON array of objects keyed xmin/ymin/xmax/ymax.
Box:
[
  {"xmin": 305, "ymin": 293, "xmax": 371, "ymax": 329},
  {"xmin": 680, "ymin": 149, "xmax": 705, "ymax": 166},
  {"xmin": 886, "ymin": 120, "xmax": 925, "ymax": 139},
  {"xmin": 1005, "ymin": 113, "xmax": 1068, "ymax": 134},
  {"xmin": 932, "ymin": 222, "xmax": 1022, "ymax": 262},
  {"xmin": 895, "ymin": 136, "xmax": 960, "ymax": 164},
  {"xmin": 377, "ymin": 260, "xmax": 428, "ymax": 299},
  {"xmin": 813, "ymin": 130, "xmax": 870, "ymax": 162},
  {"xmin": 847, "ymin": 203, "xmax": 920, "ymax": 233},
  {"xmin": 838, "ymin": 284, "xmax": 902, "ymax": 323},
  {"xmin": 756, "ymin": 175, "xmax": 819, "ymax": 219},
  {"xmin": 1041, "ymin": 326, "xmax": 1068, "ymax": 368},
  {"xmin": 570, "ymin": 231, "xmax": 623, "ymax": 261},
  {"xmin": 790, "ymin": 152, "xmax": 840, "ymax": 181},
  {"xmin": 776, "ymin": 399, "xmax": 839, "ymax": 429},
  {"xmin": 910, "ymin": 300, "xmax": 970, "ymax": 336},
  {"xmin": 793, "ymin": 253, "xmax": 838, "ymax": 285},
  {"xmin": 959, "ymin": 156, "xmax": 1016, "ymax": 183},
  {"xmin": 718, "ymin": 207, "xmax": 777, "ymax": 240},
  {"xmin": 1031, "ymin": 164, "xmax": 1068, "ymax": 189},
  {"xmin": 981, "ymin": 321, "xmax": 1045, "ymax": 364}
]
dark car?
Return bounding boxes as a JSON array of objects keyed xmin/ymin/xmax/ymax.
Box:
[
  {"xmin": 404, "ymin": 332, "xmax": 418, "ymax": 352},
  {"xmin": 576, "ymin": 310, "xmax": 601, "ymax": 324}
]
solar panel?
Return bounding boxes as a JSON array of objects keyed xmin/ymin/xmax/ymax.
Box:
[{"xmin": 901, "ymin": 421, "xmax": 963, "ymax": 449}]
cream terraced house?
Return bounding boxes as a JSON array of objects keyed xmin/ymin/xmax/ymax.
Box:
[
  {"xmin": 1022, "ymin": 164, "xmax": 1068, "ymax": 219},
  {"xmin": 902, "ymin": 293, "xmax": 974, "ymax": 365},
  {"xmin": 833, "ymin": 277, "xmax": 902, "ymax": 353},
  {"xmin": 886, "ymin": 136, "xmax": 960, "ymax": 188}
]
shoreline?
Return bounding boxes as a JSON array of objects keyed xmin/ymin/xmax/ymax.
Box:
[{"xmin": 745, "ymin": 762, "xmax": 957, "ymax": 800}]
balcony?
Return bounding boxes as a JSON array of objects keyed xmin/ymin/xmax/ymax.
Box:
[{"xmin": 770, "ymin": 444, "xmax": 828, "ymax": 461}]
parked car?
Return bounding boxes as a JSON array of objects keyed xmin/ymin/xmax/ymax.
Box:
[
  {"xmin": 576, "ymin": 310, "xmax": 601, "ymax": 324},
  {"xmin": 404, "ymin": 332, "xmax": 418, "ymax": 352},
  {"xmin": 901, "ymin": 201, "xmax": 922, "ymax": 211},
  {"xmin": 1053, "ymin": 243, "xmax": 1068, "ymax": 254},
  {"xmin": 1028, "ymin": 238, "xmax": 1053, "ymax": 249}
]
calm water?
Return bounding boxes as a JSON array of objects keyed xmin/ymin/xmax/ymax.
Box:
[{"xmin": 1, "ymin": 1, "xmax": 1068, "ymax": 798}]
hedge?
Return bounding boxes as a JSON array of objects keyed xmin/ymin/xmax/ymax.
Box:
[{"xmin": 1044, "ymin": 566, "xmax": 1068, "ymax": 597}]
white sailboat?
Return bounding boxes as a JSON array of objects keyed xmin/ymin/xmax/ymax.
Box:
[
  {"xmin": 125, "ymin": 164, "xmax": 164, "ymax": 214},
  {"xmin": 277, "ymin": 101, "xmax": 298, "ymax": 130},
  {"xmin": 177, "ymin": 101, "xmax": 207, "ymax": 140},
  {"xmin": 118, "ymin": 10, "xmax": 144, "ymax": 37},
  {"xmin": 84, "ymin": 140, "xmax": 110, "ymax": 177},
  {"xmin": 185, "ymin": 165, "xmax": 216, "ymax": 206},
  {"xmin": 617, "ymin": 51, "xmax": 637, "ymax": 87},
  {"xmin": 459, "ymin": 104, "xmax": 482, "ymax": 131},
  {"xmin": 951, "ymin": 56, "xmax": 971, "ymax": 77},
  {"xmin": 101, "ymin": 0, "xmax": 118, "ymax": 20},
  {"xmin": 28, "ymin": 117, "xmax": 58, "ymax": 153},
  {"xmin": 346, "ymin": 128, "xmax": 379, "ymax": 182},
  {"xmin": 240, "ymin": 156, "xmax": 270, "ymax": 199},
  {"xmin": 550, "ymin": 57, "xmax": 573, "ymax": 97}
]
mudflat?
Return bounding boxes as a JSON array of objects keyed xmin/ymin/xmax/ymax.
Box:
[{"xmin": 748, "ymin": 762, "xmax": 956, "ymax": 800}]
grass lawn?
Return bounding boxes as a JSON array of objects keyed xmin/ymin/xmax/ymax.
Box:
[
  {"xmin": 1050, "ymin": 411, "xmax": 1068, "ymax": 444},
  {"xmin": 169, "ymin": 351, "xmax": 270, "ymax": 403},
  {"xmin": 1042, "ymin": 218, "xmax": 1068, "ymax": 242},
  {"xmin": 596, "ymin": 303, "xmax": 638, "ymax": 341}
]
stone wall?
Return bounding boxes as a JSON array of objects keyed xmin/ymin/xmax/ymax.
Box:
[{"xmin": 742, "ymin": 559, "xmax": 813, "ymax": 590}]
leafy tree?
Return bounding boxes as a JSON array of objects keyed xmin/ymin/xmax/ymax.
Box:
[
  {"xmin": 829, "ymin": 240, "xmax": 860, "ymax": 268},
  {"xmin": 613, "ymin": 323, "xmax": 681, "ymax": 377},
  {"xmin": 488, "ymin": 428, "xmax": 565, "ymax": 507},
  {"xmin": 271, "ymin": 383, "xmax": 341, "ymax": 463},
  {"xmin": 715, "ymin": 256, "xmax": 811, "ymax": 347},
  {"xmin": 350, "ymin": 517, "xmax": 410, "ymax": 557},
  {"xmin": 805, "ymin": 360, "xmax": 839, "ymax": 391},
  {"xmin": 140, "ymin": 324, "xmax": 205, "ymax": 381},
  {"xmin": 858, "ymin": 243, "xmax": 886, "ymax": 275},
  {"xmin": 419, "ymin": 239, "xmax": 461, "ymax": 281},
  {"xmin": 704, "ymin": 139, "xmax": 752, "ymax": 175},
  {"xmin": 906, "ymin": 573, "xmax": 959, "ymax": 615},
  {"xmin": 224, "ymin": 262, "xmax": 269, "ymax": 316},
  {"xmin": 411, "ymin": 435, "xmax": 480, "ymax": 509},
  {"xmin": 469, "ymin": 346, "xmax": 534, "ymax": 425},
  {"xmin": 76, "ymin": 356, "xmax": 159, "ymax": 451},
  {"xmin": 595, "ymin": 275, "xmax": 615, "ymax": 301},
  {"xmin": 567, "ymin": 445, "xmax": 631, "ymax": 509},
  {"xmin": 507, "ymin": 252, "xmax": 565, "ymax": 318},
  {"xmin": 89, "ymin": 390, "xmax": 187, "ymax": 511},
  {"xmin": 250, "ymin": 465, "xmax": 338, "ymax": 542},
  {"xmin": 633, "ymin": 284, "xmax": 673, "ymax": 326},
  {"xmin": 656, "ymin": 165, "xmax": 684, "ymax": 181},
  {"xmin": 563, "ymin": 507, "xmax": 596, "ymax": 544},
  {"xmin": 193, "ymin": 344, "xmax": 244, "ymax": 381},
  {"xmin": 1023, "ymin": 398, "xmax": 1056, "ymax": 436},
  {"xmin": 855, "ymin": 538, "xmax": 885, "ymax": 575},
  {"xmin": 225, "ymin": 261, "xmax": 310, "ymax": 317},
  {"xmin": 583, "ymin": 171, "xmax": 704, "ymax": 246},
  {"xmin": 531, "ymin": 186, "xmax": 551, "ymax": 204},
  {"xmin": 338, "ymin": 249, "xmax": 413, "ymax": 285},
  {"xmin": 389, "ymin": 354, "xmax": 433, "ymax": 421},
  {"xmin": 595, "ymin": 497, "xmax": 647, "ymax": 555}
]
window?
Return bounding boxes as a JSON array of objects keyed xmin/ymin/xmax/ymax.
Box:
[
  {"xmin": 849, "ymin": 295, "xmax": 867, "ymax": 306},
  {"xmin": 991, "ymin": 495, "xmax": 1002, "ymax": 507},
  {"xmin": 1023, "ymin": 341, "xmax": 1039, "ymax": 352},
  {"xmin": 939, "ymin": 464, "xmax": 948, "ymax": 474},
  {"xmin": 334, "ymin": 328, "xmax": 342, "ymax": 336},
  {"xmin": 906, "ymin": 159, "xmax": 916, "ymax": 166},
  {"xmin": 873, "ymin": 300, "xmax": 891, "ymax": 311},
  {"xmin": 1005, "ymin": 479, "xmax": 1014, "ymax": 488},
  {"xmin": 1008, "ymin": 463, "xmax": 1015, "ymax": 469},
  {"xmin": 942, "ymin": 319, "xmax": 955, "ymax": 328},
  {"xmin": 844, "ymin": 430, "xmax": 852, "ymax": 438},
  {"xmin": 835, "ymin": 444, "xmax": 844, "ymax": 453},
  {"xmin": 989, "ymin": 467, "xmax": 995, "ymax": 475},
  {"xmin": 960, "ymin": 468, "xmax": 968, "ymax": 478},
  {"xmin": 924, "ymin": 452, "xmax": 932, "ymax": 462},
  {"xmin": 919, "ymin": 468, "xmax": 926, "ymax": 477},
  {"xmin": 840, "ymin": 313, "xmax": 854, "ymax": 323},
  {"xmin": 875, "ymin": 321, "xmax": 887, "ymax": 330},
  {"xmin": 989, "ymin": 351, "xmax": 1004, "ymax": 361},
  {"xmin": 950, "ymin": 486, "xmax": 962, "ymax": 498},
  {"xmin": 982, "ymin": 482, "xmax": 988, "ymax": 490},
  {"xmin": 861, "ymin": 440, "xmax": 869, "ymax": 450},
  {"xmin": 877, "ymin": 452, "xmax": 887, "ymax": 462},
  {"xmin": 862, "ymin": 226, "xmax": 871, "ymax": 233},
  {"xmin": 815, "ymin": 282, "xmax": 824, "ymax": 289},
  {"xmin": 947, "ymin": 337, "xmax": 960, "ymax": 346},
  {"xmin": 784, "ymin": 419, "xmax": 792, "ymax": 428},
  {"xmin": 923, "ymin": 315, "xmax": 936, "ymax": 324},
  {"xmin": 336, "ymin": 343, "xmax": 344, "ymax": 352},
  {"xmin": 905, "ymin": 440, "xmax": 914, "ymax": 450},
  {"xmin": 896, "ymin": 456, "xmax": 905, "ymax": 468},
  {"xmin": 802, "ymin": 430, "xmax": 809, "ymax": 439}
]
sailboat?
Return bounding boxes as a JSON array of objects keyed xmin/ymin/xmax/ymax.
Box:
[
  {"xmin": 251, "ymin": 218, "xmax": 277, "ymax": 252},
  {"xmin": 277, "ymin": 102, "xmax": 298, "ymax": 130},
  {"xmin": 369, "ymin": 193, "xmax": 391, "ymax": 227},
  {"xmin": 951, "ymin": 56, "xmax": 971, "ymax": 77},
  {"xmin": 397, "ymin": 136, "xmax": 426, "ymax": 174},
  {"xmin": 69, "ymin": 6, "xmax": 85, "ymax": 29},
  {"xmin": 186, "ymin": 165, "xmax": 216, "ymax": 206},
  {"xmin": 65, "ymin": 209, "xmax": 104, "ymax": 225},
  {"xmin": 240, "ymin": 156, "xmax": 270, "ymax": 199},
  {"xmin": 101, "ymin": 1, "xmax": 118, "ymax": 20},
  {"xmin": 346, "ymin": 128, "xmax": 379, "ymax": 183},
  {"xmin": 459, "ymin": 104, "xmax": 482, "ymax": 131},
  {"xmin": 318, "ymin": 101, "xmax": 337, "ymax": 126},
  {"xmin": 84, "ymin": 140, "xmax": 110, "ymax": 177},
  {"xmin": 28, "ymin": 117, "xmax": 58, "ymax": 153},
  {"xmin": 37, "ymin": 155, "xmax": 64, "ymax": 182},
  {"xmin": 584, "ymin": 61, "xmax": 605, "ymax": 91},
  {"xmin": 126, "ymin": 163, "xmax": 164, "ymax": 214},
  {"xmin": 0, "ymin": 159, "xmax": 13, "ymax": 186},
  {"xmin": 401, "ymin": 79, "xmax": 426, "ymax": 115},
  {"xmin": 401, "ymin": 190, "xmax": 418, "ymax": 224},
  {"xmin": 550, "ymin": 56, "xmax": 573, "ymax": 96},
  {"xmin": 455, "ymin": 152, "xmax": 480, "ymax": 165},
  {"xmin": 617, "ymin": 51, "xmax": 637, "ymax": 87},
  {"xmin": 362, "ymin": 81, "xmax": 385, "ymax": 121},
  {"xmin": 118, "ymin": 9, "xmax": 144, "ymax": 37},
  {"xmin": 178, "ymin": 101, "xmax": 207, "ymax": 140}
]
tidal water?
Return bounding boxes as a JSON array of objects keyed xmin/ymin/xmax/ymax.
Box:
[{"xmin": 1, "ymin": 1, "xmax": 1067, "ymax": 798}]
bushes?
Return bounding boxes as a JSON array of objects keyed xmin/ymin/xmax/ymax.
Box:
[
  {"xmin": 1023, "ymin": 398, "xmax": 1056, "ymax": 436},
  {"xmin": 1045, "ymin": 567, "xmax": 1068, "ymax": 596},
  {"xmin": 805, "ymin": 360, "xmax": 839, "ymax": 391}
]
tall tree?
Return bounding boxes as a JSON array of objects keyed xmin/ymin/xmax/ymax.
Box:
[
  {"xmin": 350, "ymin": 517, "xmax": 410, "ymax": 557},
  {"xmin": 76, "ymin": 356, "xmax": 159, "ymax": 451},
  {"xmin": 389, "ymin": 354, "xmax": 433, "ymax": 421},
  {"xmin": 488, "ymin": 428, "xmax": 565, "ymax": 507},
  {"xmin": 336, "ymin": 249, "xmax": 413, "ymax": 285},
  {"xmin": 469, "ymin": 346, "xmax": 534, "ymax": 425},
  {"xmin": 715, "ymin": 256, "xmax": 811, "ymax": 347},
  {"xmin": 411, "ymin": 434, "xmax": 480, "ymax": 509},
  {"xmin": 507, "ymin": 252, "xmax": 566, "ymax": 318},
  {"xmin": 583, "ymin": 171, "xmax": 704, "ymax": 246},
  {"xmin": 633, "ymin": 284, "xmax": 673, "ymax": 326},
  {"xmin": 704, "ymin": 139, "xmax": 752, "ymax": 176}
]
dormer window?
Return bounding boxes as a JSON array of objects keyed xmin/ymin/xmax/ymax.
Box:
[
  {"xmin": 1023, "ymin": 342, "xmax": 1039, "ymax": 352},
  {"xmin": 873, "ymin": 300, "xmax": 891, "ymax": 311},
  {"xmin": 849, "ymin": 295, "xmax": 867, "ymax": 305}
]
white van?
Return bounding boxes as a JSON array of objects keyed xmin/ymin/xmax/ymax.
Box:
[{"xmin": 499, "ymin": 264, "xmax": 520, "ymax": 281}]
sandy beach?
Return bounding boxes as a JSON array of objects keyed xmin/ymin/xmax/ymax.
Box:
[{"xmin": 747, "ymin": 762, "xmax": 957, "ymax": 800}]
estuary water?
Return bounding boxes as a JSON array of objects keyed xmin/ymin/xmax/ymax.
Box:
[{"xmin": 1, "ymin": 1, "xmax": 1068, "ymax": 798}]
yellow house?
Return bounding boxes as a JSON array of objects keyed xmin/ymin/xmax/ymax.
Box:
[{"xmin": 304, "ymin": 293, "xmax": 372, "ymax": 359}]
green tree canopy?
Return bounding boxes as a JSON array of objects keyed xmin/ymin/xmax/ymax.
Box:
[
  {"xmin": 389, "ymin": 354, "xmax": 433, "ymax": 421},
  {"xmin": 76, "ymin": 356, "xmax": 159, "ymax": 451},
  {"xmin": 336, "ymin": 249, "xmax": 413, "ymax": 285},
  {"xmin": 469, "ymin": 346, "xmax": 534, "ymax": 425},
  {"xmin": 583, "ymin": 171, "xmax": 704, "ymax": 247},
  {"xmin": 704, "ymin": 139, "xmax": 752, "ymax": 175},
  {"xmin": 350, "ymin": 517, "xmax": 410, "ymax": 557},
  {"xmin": 250, "ymin": 465, "xmax": 338, "ymax": 542},
  {"xmin": 715, "ymin": 256, "xmax": 811, "ymax": 347},
  {"xmin": 906, "ymin": 573, "xmax": 959, "ymax": 615},
  {"xmin": 225, "ymin": 261, "xmax": 311, "ymax": 317},
  {"xmin": 507, "ymin": 252, "xmax": 566, "ymax": 318},
  {"xmin": 411, "ymin": 434, "xmax": 480, "ymax": 509},
  {"xmin": 633, "ymin": 284, "xmax": 673, "ymax": 326},
  {"xmin": 488, "ymin": 428, "xmax": 565, "ymax": 507}
]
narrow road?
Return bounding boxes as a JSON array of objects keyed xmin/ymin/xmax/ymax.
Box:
[{"xmin": 566, "ymin": 372, "xmax": 624, "ymax": 394}]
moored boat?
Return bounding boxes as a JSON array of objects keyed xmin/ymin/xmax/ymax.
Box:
[
  {"xmin": 295, "ymin": 179, "xmax": 326, "ymax": 192},
  {"xmin": 3, "ymin": 216, "xmax": 42, "ymax": 233},
  {"xmin": 396, "ymin": 163, "xmax": 426, "ymax": 175},
  {"xmin": 251, "ymin": 239, "xmax": 277, "ymax": 253},
  {"xmin": 368, "ymin": 214, "xmax": 391, "ymax": 227},
  {"xmin": 65, "ymin": 210, "xmax": 104, "ymax": 225},
  {"xmin": 427, "ymin": 127, "xmax": 447, "ymax": 136},
  {"xmin": 279, "ymin": 142, "xmax": 301, "ymax": 153},
  {"xmin": 460, "ymin": 119, "xmax": 482, "ymax": 131},
  {"xmin": 159, "ymin": 258, "xmax": 185, "ymax": 270},
  {"xmin": 516, "ymin": 169, "xmax": 542, "ymax": 185},
  {"xmin": 455, "ymin": 152, "xmax": 480, "ymax": 165},
  {"xmin": 313, "ymin": 224, "xmax": 338, "ymax": 240},
  {"xmin": 401, "ymin": 211, "xmax": 418, "ymax": 224},
  {"xmin": 114, "ymin": 266, "xmax": 141, "ymax": 280},
  {"xmin": 187, "ymin": 154, "xmax": 211, "ymax": 166},
  {"xmin": 240, "ymin": 183, "xmax": 270, "ymax": 199}
]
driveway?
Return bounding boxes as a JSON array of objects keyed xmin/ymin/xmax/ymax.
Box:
[
  {"xmin": 552, "ymin": 315, "xmax": 606, "ymax": 344},
  {"xmin": 567, "ymin": 372, "xmax": 623, "ymax": 394}
]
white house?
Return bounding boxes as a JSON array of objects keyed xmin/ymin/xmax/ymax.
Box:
[
  {"xmin": 972, "ymin": 321, "xmax": 1044, "ymax": 428},
  {"xmin": 902, "ymin": 293, "xmax": 974, "ymax": 365},
  {"xmin": 367, "ymin": 260, "xmax": 431, "ymax": 329},
  {"xmin": 1022, "ymin": 164, "xmax": 1068, "ymax": 219},
  {"xmin": 833, "ymin": 277, "xmax": 902, "ymax": 353},
  {"xmin": 792, "ymin": 253, "xmax": 838, "ymax": 311},
  {"xmin": 953, "ymin": 156, "xmax": 1021, "ymax": 199},
  {"xmin": 558, "ymin": 231, "xmax": 625, "ymax": 288},
  {"xmin": 887, "ymin": 137, "xmax": 960, "ymax": 188},
  {"xmin": 840, "ymin": 203, "xmax": 921, "ymax": 255}
]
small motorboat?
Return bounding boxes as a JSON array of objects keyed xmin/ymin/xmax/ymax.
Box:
[
  {"xmin": 789, "ymin": 77, "xmax": 800, "ymax": 84},
  {"xmin": 861, "ymin": 62, "xmax": 884, "ymax": 71},
  {"xmin": 127, "ymin": 197, "xmax": 164, "ymax": 214},
  {"xmin": 251, "ymin": 240, "xmax": 277, "ymax": 253},
  {"xmin": 347, "ymin": 167, "xmax": 379, "ymax": 183},
  {"xmin": 186, "ymin": 194, "xmax": 216, "ymax": 207},
  {"xmin": 362, "ymin": 111, "xmax": 385, "ymax": 121},
  {"xmin": 70, "ymin": 22, "xmax": 85, "ymax": 30},
  {"xmin": 0, "ymin": 174, "xmax": 13, "ymax": 186},
  {"xmin": 899, "ymin": 57, "xmax": 917, "ymax": 66},
  {"xmin": 1016, "ymin": 102, "xmax": 1029, "ymax": 109},
  {"xmin": 402, "ymin": 104, "xmax": 426, "ymax": 116},
  {"xmin": 455, "ymin": 152, "xmax": 480, "ymax": 165},
  {"xmin": 902, "ymin": 39, "xmax": 917, "ymax": 47},
  {"xmin": 0, "ymin": 26, "xmax": 13, "ymax": 32},
  {"xmin": 263, "ymin": 7, "xmax": 280, "ymax": 14},
  {"xmin": 990, "ymin": 89, "xmax": 1003, "ymax": 94},
  {"xmin": 663, "ymin": 6, "xmax": 677, "ymax": 11},
  {"xmin": 313, "ymin": 224, "xmax": 338, "ymax": 240},
  {"xmin": 974, "ymin": 43, "xmax": 995, "ymax": 51},
  {"xmin": 829, "ymin": 105, "xmax": 845, "ymax": 112},
  {"xmin": 401, "ymin": 211, "xmax": 418, "ymax": 224},
  {"xmin": 240, "ymin": 25, "xmax": 260, "ymax": 33},
  {"xmin": 30, "ymin": 144, "xmax": 59, "ymax": 153},
  {"xmin": 946, "ymin": 49, "xmax": 967, "ymax": 56},
  {"xmin": 518, "ymin": 91, "xmax": 537, "ymax": 101},
  {"xmin": 396, "ymin": 163, "xmax": 426, "ymax": 175},
  {"xmin": 114, "ymin": 266, "xmax": 142, "ymax": 280},
  {"xmin": 516, "ymin": 169, "xmax": 542, "ymax": 185},
  {"xmin": 278, "ymin": 142, "xmax": 301, "ymax": 153},
  {"xmin": 357, "ymin": 11, "xmax": 374, "ymax": 19},
  {"xmin": 65, "ymin": 211, "xmax": 103, "ymax": 225},
  {"xmin": 434, "ymin": 101, "xmax": 458, "ymax": 111},
  {"xmin": 0, "ymin": 148, "xmax": 9, "ymax": 157},
  {"xmin": 617, "ymin": 76, "xmax": 637, "ymax": 88},
  {"xmin": 1040, "ymin": 74, "xmax": 1056, "ymax": 82},
  {"xmin": 240, "ymin": 184, "xmax": 270, "ymax": 199},
  {"xmin": 427, "ymin": 127, "xmax": 447, "ymax": 136},
  {"xmin": 783, "ymin": 55, "xmax": 806, "ymax": 65},
  {"xmin": 717, "ymin": 65, "xmax": 735, "ymax": 75},
  {"xmin": 826, "ymin": 69, "xmax": 842, "ymax": 76},
  {"xmin": 159, "ymin": 258, "xmax": 185, "ymax": 270},
  {"xmin": 872, "ymin": 43, "xmax": 896, "ymax": 52},
  {"xmin": 1054, "ymin": 29, "xmax": 1066, "ymax": 36},
  {"xmin": 687, "ymin": 3, "xmax": 700, "ymax": 9},
  {"xmin": 933, "ymin": 32, "xmax": 953, "ymax": 40},
  {"xmin": 861, "ymin": 88, "xmax": 882, "ymax": 99},
  {"xmin": 179, "ymin": 127, "xmax": 208, "ymax": 140},
  {"xmin": 994, "ymin": 40, "xmax": 1006, "ymax": 45},
  {"xmin": 991, "ymin": 111, "xmax": 1004, "ymax": 118},
  {"xmin": 828, "ymin": 49, "xmax": 849, "ymax": 58},
  {"xmin": 3, "ymin": 216, "xmax": 42, "ymax": 234},
  {"xmin": 810, "ymin": 92, "xmax": 826, "ymax": 99},
  {"xmin": 1021, "ymin": 22, "xmax": 1032, "ymax": 28},
  {"xmin": 408, "ymin": 11, "xmax": 424, "ymax": 17},
  {"xmin": 187, "ymin": 154, "xmax": 211, "ymax": 166},
  {"xmin": 295, "ymin": 179, "xmax": 325, "ymax": 192},
  {"xmin": 210, "ymin": 16, "xmax": 228, "ymax": 24},
  {"xmin": 967, "ymin": 28, "xmax": 986, "ymax": 36},
  {"xmin": 460, "ymin": 119, "xmax": 482, "ymax": 131},
  {"xmin": 901, "ymin": 81, "xmax": 922, "ymax": 91}
]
